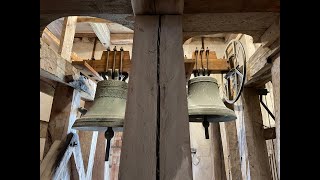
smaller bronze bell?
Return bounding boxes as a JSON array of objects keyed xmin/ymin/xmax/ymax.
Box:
[
  {"xmin": 187, "ymin": 76, "xmax": 236, "ymax": 123},
  {"xmin": 72, "ymin": 79, "xmax": 128, "ymax": 131}
]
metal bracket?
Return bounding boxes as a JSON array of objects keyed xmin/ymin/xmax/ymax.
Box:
[{"xmin": 257, "ymin": 89, "xmax": 275, "ymax": 120}]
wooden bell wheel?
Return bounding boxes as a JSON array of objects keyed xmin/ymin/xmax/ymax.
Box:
[{"xmin": 223, "ymin": 39, "xmax": 246, "ymax": 104}]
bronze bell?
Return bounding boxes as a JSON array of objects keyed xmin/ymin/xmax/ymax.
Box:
[
  {"xmin": 72, "ymin": 79, "xmax": 128, "ymax": 131},
  {"xmin": 187, "ymin": 76, "xmax": 236, "ymax": 123}
]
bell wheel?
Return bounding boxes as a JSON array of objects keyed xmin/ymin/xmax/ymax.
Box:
[{"xmin": 223, "ymin": 39, "xmax": 246, "ymax": 104}]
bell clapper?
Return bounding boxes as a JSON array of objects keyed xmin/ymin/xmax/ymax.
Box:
[
  {"xmin": 202, "ymin": 116, "xmax": 210, "ymax": 139},
  {"xmin": 105, "ymin": 127, "xmax": 115, "ymax": 161}
]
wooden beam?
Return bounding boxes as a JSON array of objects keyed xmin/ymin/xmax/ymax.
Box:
[
  {"xmin": 77, "ymin": 17, "xmax": 111, "ymax": 23},
  {"xmin": 220, "ymin": 119, "xmax": 242, "ymax": 179},
  {"xmin": 211, "ymin": 123, "xmax": 226, "ymax": 180},
  {"xmin": 85, "ymin": 50, "xmax": 131, "ymax": 73},
  {"xmin": 59, "ymin": 16, "xmax": 78, "ymax": 61},
  {"xmin": 159, "ymin": 15, "xmax": 192, "ymax": 179},
  {"xmin": 89, "ymin": 23, "xmax": 110, "ymax": 48},
  {"xmin": 92, "ymin": 132, "xmax": 106, "ymax": 180},
  {"xmin": 40, "ymin": 120, "xmax": 49, "ymax": 138},
  {"xmin": 72, "ymin": 61, "xmax": 104, "ymax": 82},
  {"xmin": 236, "ymin": 88, "xmax": 272, "ymax": 180},
  {"xmin": 131, "ymin": 0, "xmax": 183, "ymax": 15},
  {"xmin": 40, "ymin": 78, "xmax": 56, "ymax": 96},
  {"xmin": 75, "ymin": 33, "xmax": 134, "ymax": 44},
  {"xmin": 271, "ymin": 55, "xmax": 280, "ymax": 177},
  {"xmin": 110, "ymin": 132, "xmax": 123, "ymax": 179},
  {"xmin": 264, "ymin": 127, "xmax": 276, "ymax": 140},
  {"xmin": 245, "ymin": 38, "xmax": 280, "ymax": 87},
  {"xmin": 260, "ymin": 17, "xmax": 280, "ymax": 47},
  {"xmin": 44, "ymin": 84, "xmax": 81, "ymax": 158},
  {"xmin": 40, "ymin": 140, "xmax": 62, "ymax": 179},
  {"xmin": 40, "ymin": 39, "xmax": 96, "ymax": 101},
  {"xmin": 42, "ymin": 28, "xmax": 84, "ymax": 61},
  {"xmin": 119, "ymin": 15, "xmax": 159, "ymax": 180}
]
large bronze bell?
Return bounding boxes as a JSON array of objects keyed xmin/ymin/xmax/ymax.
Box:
[
  {"xmin": 72, "ymin": 79, "xmax": 128, "ymax": 131},
  {"xmin": 187, "ymin": 76, "xmax": 236, "ymax": 123}
]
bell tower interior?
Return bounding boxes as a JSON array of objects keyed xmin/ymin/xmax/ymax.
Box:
[{"xmin": 40, "ymin": 1, "xmax": 280, "ymax": 179}]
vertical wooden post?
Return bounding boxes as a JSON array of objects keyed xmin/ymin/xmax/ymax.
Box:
[
  {"xmin": 211, "ymin": 123, "xmax": 227, "ymax": 180},
  {"xmin": 119, "ymin": 16, "xmax": 159, "ymax": 180},
  {"xmin": 271, "ymin": 55, "xmax": 280, "ymax": 177},
  {"xmin": 58, "ymin": 16, "xmax": 77, "ymax": 61},
  {"xmin": 92, "ymin": 132, "xmax": 106, "ymax": 180},
  {"xmin": 44, "ymin": 85, "xmax": 80, "ymax": 155},
  {"xmin": 119, "ymin": 15, "xmax": 192, "ymax": 180},
  {"xmin": 220, "ymin": 121, "xmax": 242, "ymax": 180},
  {"xmin": 159, "ymin": 15, "xmax": 192, "ymax": 180},
  {"xmin": 237, "ymin": 88, "xmax": 271, "ymax": 180}
]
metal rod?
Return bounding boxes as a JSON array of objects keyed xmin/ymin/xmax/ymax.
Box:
[
  {"xmin": 194, "ymin": 48, "xmax": 199, "ymax": 77},
  {"xmin": 205, "ymin": 47, "xmax": 210, "ymax": 76},
  {"xmin": 91, "ymin": 37, "xmax": 98, "ymax": 60},
  {"xmin": 259, "ymin": 95, "xmax": 275, "ymax": 120},
  {"xmin": 112, "ymin": 46, "xmax": 117, "ymax": 79},
  {"xmin": 200, "ymin": 47, "xmax": 204, "ymax": 75},
  {"xmin": 120, "ymin": 47, "xmax": 124, "ymax": 80}
]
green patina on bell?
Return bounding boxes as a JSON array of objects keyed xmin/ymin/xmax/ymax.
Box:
[
  {"xmin": 72, "ymin": 79, "xmax": 128, "ymax": 131},
  {"xmin": 187, "ymin": 76, "xmax": 236, "ymax": 123}
]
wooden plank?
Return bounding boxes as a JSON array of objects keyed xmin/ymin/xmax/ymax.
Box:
[
  {"xmin": 110, "ymin": 132, "xmax": 123, "ymax": 179},
  {"xmin": 44, "ymin": 85, "xmax": 81, "ymax": 157},
  {"xmin": 72, "ymin": 61, "xmax": 103, "ymax": 82},
  {"xmin": 119, "ymin": 15, "xmax": 159, "ymax": 180},
  {"xmin": 89, "ymin": 23, "xmax": 110, "ymax": 48},
  {"xmin": 260, "ymin": 16, "xmax": 280, "ymax": 47},
  {"xmin": 58, "ymin": 16, "xmax": 77, "ymax": 61},
  {"xmin": 240, "ymin": 88, "xmax": 272, "ymax": 180},
  {"xmin": 264, "ymin": 127, "xmax": 276, "ymax": 140},
  {"xmin": 220, "ymin": 121, "xmax": 242, "ymax": 180},
  {"xmin": 40, "ymin": 120, "xmax": 49, "ymax": 138},
  {"xmin": 77, "ymin": 17, "xmax": 111, "ymax": 23},
  {"xmin": 40, "ymin": 140, "xmax": 62, "ymax": 179},
  {"xmin": 159, "ymin": 15, "xmax": 192, "ymax": 180},
  {"xmin": 131, "ymin": 0, "xmax": 183, "ymax": 15},
  {"xmin": 40, "ymin": 39, "xmax": 96, "ymax": 101},
  {"xmin": 110, "ymin": 33, "xmax": 134, "ymax": 45},
  {"xmin": 40, "ymin": 138, "xmax": 46, "ymax": 161},
  {"xmin": 40, "ymin": 91, "xmax": 54, "ymax": 122},
  {"xmin": 42, "ymin": 28, "xmax": 84, "ymax": 61},
  {"xmin": 40, "ymin": 78, "xmax": 56, "ymax": 96},
  {"xmin": 92, "ymin": 132, "xmax": 106, "ymax": 180},
  {"xmin": 211, "ymin": 123, "xmax": 226, "ymax": 180},
  {"xmin": 86, "ymin": 50, "xmax": 131, "ymax": 73},
  {"xmin": 188, "ymin": 52, "xmax": 230, "ymax": 73},
  {"xmin": 271, "ymin": 55, "xmax": 280, "ymax": 178},
  {"xmin": 245, "ymin": 38, "xmax": 280, "ymax": 87}
]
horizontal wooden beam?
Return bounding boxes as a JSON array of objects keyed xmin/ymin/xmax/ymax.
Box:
[
  {"xmin": 89, "ymin": 23, "xmax": 110, "ymax": 48},
  {"xmin": 72, "ymin": 61, "xmax": 103, "ymax": 82},
  {"xmin": 74, "ymin": 33, "xmax": 134, "ymax": 45},
  {"xmin": 85, "ymin": 50, "xmax": 131, "ymax": 73},
  {"xmin": 40, "ymin": 38, "xmax": 96, "ymax": 101},
  {"xmin": 77, "ymin": 17, "xmax": 111, "ymax": 23},
  {"xmin": 245, "ymin": 38, "xmax": 279, "ymax": 87},
  {"xmin": 264, "ymin": 127, "xmax": 276, "ymax": 140},
  {"xmin": 260, "ymin": 17, "xmax": 280, "ymax": 47}
]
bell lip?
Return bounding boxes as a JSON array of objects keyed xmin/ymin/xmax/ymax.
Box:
[
  {"xmin": 188, "ymin": 76, "xmax": 218, "ymax": 85},
  {"xmin": 72, "ymin": 118, "xmax": 124, "ymax": 131},
  {"xmin": 188, "ymin": 106, "xmax": 237, "ymax": 122}
]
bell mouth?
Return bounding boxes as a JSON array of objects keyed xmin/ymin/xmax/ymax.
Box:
[
  {"xmin": 188, "ymin": 105, "xmax": 237, "ymax": 122},
  {"xmin": 72, "ymin": 117, "xmax": 124, "ymax": 131}
]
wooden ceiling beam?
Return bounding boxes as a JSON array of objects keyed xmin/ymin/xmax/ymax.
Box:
[
  {"xmin": 89, "ymin": 23, "xmax": 110, "ymax": 48},
  {"xmin": 77, "ymin": 17, "xmax": 111, "ymax": 23}
]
